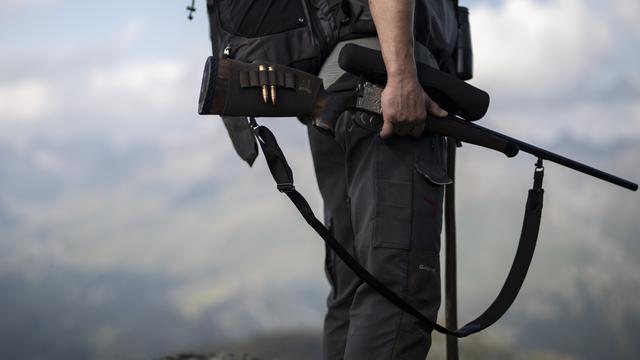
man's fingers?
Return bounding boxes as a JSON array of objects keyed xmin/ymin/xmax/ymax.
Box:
[
  {"xmin": 380, "ymin": 121, "xmax": 394, "ymax": 139},
  {"xmin": 409, "ymin": 120, "xmax": 426, "ymax": 137},
  {"xmin": 395, "ymin": 122, "xmax": 412, "ymax": 136},
  {"xmin": 426, "ymin": 96, "xmax": 448, "ymax": 118}
]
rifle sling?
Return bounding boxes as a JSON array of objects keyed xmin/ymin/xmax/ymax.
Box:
[{"xmin": 250, "ymin": 119, "xmax": 544, "ymax": 338}]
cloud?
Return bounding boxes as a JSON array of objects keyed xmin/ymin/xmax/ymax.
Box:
[
  {"xmin": 0, "ymin": 79, "xmax": 55, "ymax": 123},
  {"xmin": 112, "ymin": 18, "xmax": 145, "ymax": 48},
  {"xmin": 482, "ymin": 96, "xmax": 640, "ymax": 145},
  {"xmin": 0, "ymin": 0, "xmax": 57, "ymax": 10},
  {"xmin": 0, "ymin": 39, "xmax": 213, "ymax": 147},
  {"xmin": 31, "ymin": 149, "xmax": 65, "ymax": 173},
  {"xmin": 472, "ymin": 0, "xmax": 612, "ymax": 99},
  {"xmin": 87, "ymin": 60, "xmax": 188, "ymax": 114},
  {"xmin": 469, "ymin": 0, "xmax": 639, "ymax": 144},
  {"xmin": 612, "ymin": 0, "xmax": 640, "ymax": 37}
]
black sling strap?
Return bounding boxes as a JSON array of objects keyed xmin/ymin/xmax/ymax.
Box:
[{"xmin": 250, "ymin": 119, "xmax": 545, "ymax": 338}]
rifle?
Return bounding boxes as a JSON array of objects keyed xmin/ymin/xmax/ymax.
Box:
[{"xmin": 198, "ymin": 44, "xmax": 637, "ymax": 192}]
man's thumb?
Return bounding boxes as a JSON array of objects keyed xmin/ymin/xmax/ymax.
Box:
[
  {"xmin": 428, "ymin": 99, "xmax": 448, "ymax": 118},
  {"xmin": 380, "ymin": 121, "xmax": 394, "ymax": 139}
]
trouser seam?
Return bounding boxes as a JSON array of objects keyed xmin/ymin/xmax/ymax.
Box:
[
  {"xmin": 391, "ymin": 148, "xmax": 416, "ymax": 358},
  {"xmin": 389, "ymin": 247, "xmax": 413, "ymax": 359},
  {"xmin": 343, "ymin": 116, "xmax": 361, "ymax": 265}
]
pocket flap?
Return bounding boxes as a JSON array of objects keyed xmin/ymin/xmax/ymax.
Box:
[
  {"xmin": 415, "ymin": 158, "xmax": 452, "ymax": 185},
  {"xmin": 415, "ymin": 136, "xmax": 451, "ymax": 186}
]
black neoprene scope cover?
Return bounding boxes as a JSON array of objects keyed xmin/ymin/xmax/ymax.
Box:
[{"xmin": 338, "ymin": 44, "xmax": 489, "ymax": 121}]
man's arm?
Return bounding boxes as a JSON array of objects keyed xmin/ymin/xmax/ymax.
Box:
[{"xmin": 368, "ymin": 0, "xmax": 448, "ymax": 138}]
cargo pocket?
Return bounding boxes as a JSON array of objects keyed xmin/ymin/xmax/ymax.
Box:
[
  {"xmin": 412, "ymin": 135, "xmax": 448, "ymax": 254},
  {"xmin": 371, "ymin": 136, "xmax": 414, "ymax": 250},
  {"xmin": 415, "ymin": 135, "xmax": 451, "ymax": 186},
  {"xmin": 373, "ymin": 179, "xmax": 413, "ymax": 250}
]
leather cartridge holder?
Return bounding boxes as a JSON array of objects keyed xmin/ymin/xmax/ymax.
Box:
[{"xmin": 198, "ymin": 56, "xmax": 325, "ymax": 118}]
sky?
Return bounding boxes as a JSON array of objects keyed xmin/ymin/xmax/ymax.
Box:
[
  {"xmin": 0, "ymin": 0, "xmax": 639, "ymax": 359},
  {"xmin": 1, "ymin": 0, "xmax": 639, "ymax": 145}
]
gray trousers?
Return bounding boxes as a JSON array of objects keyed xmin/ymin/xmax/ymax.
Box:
[
  {"xmin": 308, "ymin": 39, "xmax": 450, "ymax": 356},
  {"xmin": 308, "ymin": 113, "xmax": 448, "ymax": 360}
]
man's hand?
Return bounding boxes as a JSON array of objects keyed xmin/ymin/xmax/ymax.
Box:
[
  {"xmin": 380, "ymin": 75, "xmax": 448, "ymax": 139},
  {"xmin": 368, "ymin": 0, "xmax": 449, "ymax": 138}
]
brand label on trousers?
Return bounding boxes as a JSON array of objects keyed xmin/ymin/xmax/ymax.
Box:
[{"xmin": 418, "ymin": 264, "xmax": 436, "ymax": 273}]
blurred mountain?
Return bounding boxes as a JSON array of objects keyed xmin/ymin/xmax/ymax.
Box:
[
  {"xmin": 0, "ymin": 129, "xmax": 638, "ymax": 359},
  {"xmin": 0, "ymin": 200, "xmax": 18, "ymax": 229},
  {"xmin": 453, "ymin": 135, "xmax": 640, "ymax": 360},
  {"xmin": 0, "ymin": 267, "xmax": 216, "ymax": 360},
  {"xmin": 176, "ymin": 329, "xmax": 578, "ymax": 360}
]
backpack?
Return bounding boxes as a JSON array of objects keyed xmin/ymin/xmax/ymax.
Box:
[
  {"xmin": 205, "ymin": 0, "xmax": 345, "ymax": 75},
  {"xmin": 204, "ymin": 0, "xmax": 352, "ymax": 165}
]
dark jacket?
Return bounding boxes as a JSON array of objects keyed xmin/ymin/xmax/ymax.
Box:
[{"xmin": 219, "ymin": 0, "xmax": 460, "ymax": 165}]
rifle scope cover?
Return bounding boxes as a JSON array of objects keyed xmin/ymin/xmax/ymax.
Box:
[{"xmin": 338, "ymin": 44, "xmax": 490, "ymax": 121}]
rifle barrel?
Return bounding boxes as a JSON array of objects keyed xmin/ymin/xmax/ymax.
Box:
[{"xmin": 466, "ymin": 120, "xmax": 638, "ymax": 192}]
